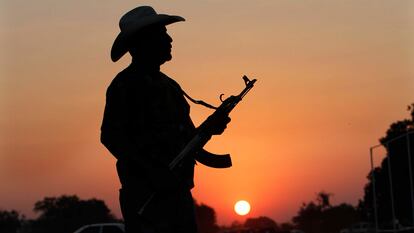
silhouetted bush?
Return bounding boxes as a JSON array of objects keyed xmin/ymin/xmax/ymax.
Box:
[
  {"xmin": 293, "ymin": 192, "xmax": 359, "ymax": 233},
  {"xmin": 0, "ymin": 210, "xmax": 24, "ymax": 233},
  {"xmin": 31, "ymin": 195, "xmax": 117, "ymax": 233},
  {"xmin": 195, "ymin": 200, "xmax": 219, "ymax": 233}
]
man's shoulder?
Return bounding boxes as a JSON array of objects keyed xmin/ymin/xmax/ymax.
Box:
[
  {"xmin": 110, "ymin": 68, "xmax": 133, "ymax": 87},
  {"xmin": 160, "ymin": 72, "xmax": 182, "ymax": 91},
  {"xmin": 108, "ymin": 68, "xmax": 148, "ymax": 93}
]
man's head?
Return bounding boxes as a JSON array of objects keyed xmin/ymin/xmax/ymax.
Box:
[{"xmin": 111, "ymin": 6, "xmax": 184, "ymax": 63}]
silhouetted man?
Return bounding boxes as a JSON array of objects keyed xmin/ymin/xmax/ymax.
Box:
[{"xmin": 101, "ymin": 6, "xmax": 230, "ymax": 233}]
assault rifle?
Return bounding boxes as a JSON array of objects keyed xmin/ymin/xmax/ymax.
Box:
[{"xmin": 138, "ymin": 75, "xmax": 257, "ymax": 215}]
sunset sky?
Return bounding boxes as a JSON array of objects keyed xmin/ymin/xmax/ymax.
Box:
[{"xmin": 1, "ymin": 0, "xmax": 414, "ymax": 225}]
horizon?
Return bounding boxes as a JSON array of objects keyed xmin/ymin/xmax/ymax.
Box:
[{"xmin": 1, "ymin": 0, "xmax": 414, "ymax": 225}]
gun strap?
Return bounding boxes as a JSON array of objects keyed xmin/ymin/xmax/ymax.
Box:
[
  {"xmin": 181, "ymin": 89, "xmax": 218, "ymax": 110},
  {"xmin": 161, "ymin": 73, "xmax": 217, "ymax": 110}
]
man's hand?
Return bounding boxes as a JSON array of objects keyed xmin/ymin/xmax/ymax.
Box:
[{"xmin": 203, "ymin": 114, "xmax": 231, "ymax": 135}]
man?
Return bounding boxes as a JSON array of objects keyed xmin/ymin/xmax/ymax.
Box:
[{"xmin": 101, "ymin": 6, "xmax": 230, "ymax": 233}]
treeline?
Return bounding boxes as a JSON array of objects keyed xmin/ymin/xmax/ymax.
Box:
[
  {"xmin": 2, "ymin": 192, "xmax": 360, "ymax": 233},
  {"xmin": 0, "ymin": 193, "xmax": 357, "ymax": 233}
]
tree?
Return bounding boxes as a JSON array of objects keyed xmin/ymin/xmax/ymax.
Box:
[
  {"xmin": 360, "ymin": 104, "xmax": 414, "ymax": 226},
  {"xmin": 279, "ymin": 222, "xmax": 294, "ymax": 231},
  {"xmin": 244, "ymin": 216, "xmax": 279, "ymax": 231},
  {"xmin": 0, "ymin": 210, "xmax": 24, "ymax": 233},
  {"xmin": 31, "ymin": 195, "xmax": 117, "ymax": 233},
  {"xmin": 293, "ymin": 201, "xmax": 322, "ymax": 233},
  {"xmin": 316, "ymin": 191, "xmax": 332, "ymax": 210},
  {"xmin": 293, "ymin": 192, "xmax": 359, "ymax": 233},
  {"xmin": 194, "ymin": 201, "xmax": 219, "ymax": 233},
  {"xmin": 322, "ymin": 203, "xmax": 359, "ymax": 233}
]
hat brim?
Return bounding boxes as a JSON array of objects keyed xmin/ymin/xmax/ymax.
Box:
[{"xmin": 111, "ymin": 14, "xmax": 185, "ymax": 62}]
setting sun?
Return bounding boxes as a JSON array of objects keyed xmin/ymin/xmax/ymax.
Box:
[{"xmin": 234, "ymin": 200, "xmax": 251, "ymax": 216}]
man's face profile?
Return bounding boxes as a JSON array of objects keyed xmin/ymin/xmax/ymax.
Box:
[{"xmin": 128, "ymin": 25, "xmax": 173, "ymax": 66}]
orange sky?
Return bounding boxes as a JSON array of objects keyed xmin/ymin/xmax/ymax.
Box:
[{"xmin": 1, "ymin": 0, "xmax": 414, "ymax": 225}]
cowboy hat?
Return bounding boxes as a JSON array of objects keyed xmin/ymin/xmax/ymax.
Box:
[{"xmin": 111, "ymin": 6, "xmax": 185, "ymax": 62}]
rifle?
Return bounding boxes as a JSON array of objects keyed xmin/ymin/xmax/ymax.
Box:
[{"xmin": 138, "ymin": 75, "xmax": 257, "ymax": 215}]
